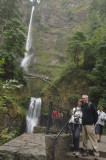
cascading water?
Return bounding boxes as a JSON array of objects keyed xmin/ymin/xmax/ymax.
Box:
[
  {"xmin": 21, "ymin": 5, "xmax": 35, "ymax": 71},
  {"xmin": 21, "ymin": 0, "xmax": 41, "ymax": 71},
  {"xmin": 26, "ymin": 97, "xmax": 41, "ymax": 133},
  {"xmin": 21, "ymin": 0, "xmax": 42, "ymax": 133}
]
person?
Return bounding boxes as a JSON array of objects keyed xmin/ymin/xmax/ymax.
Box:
[
  {"xmin": 81, "ymin": 95, "xmax": 99, "ymax": 160},
  {"xmin": 53, "ymin": 109, "xmax": 59, "ymax": 119},
  {"xmin": 69, "ymin": 99, "xmax": 83, "ymax": 157},
  {"xmin": 95, "ymin": 106, "xmax": 106, "ymax": 142}
]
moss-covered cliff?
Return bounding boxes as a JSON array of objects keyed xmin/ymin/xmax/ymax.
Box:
[
  {"xmin": 42, "ymin": 68, "xmax": 89, "ymax": 111},
  {"xmin": 0, "ymin": 82, "xmax": 30, "ymax": 145},
  {"xmin": 29, "ymin": 0, "xmax": 91, "ymax": 75},
  {"xmin": 24, "ymin": 0, "xmax": 93, "ymax": 96}
]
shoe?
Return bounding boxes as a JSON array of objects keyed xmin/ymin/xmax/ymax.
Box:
[
  {"xmin": 94, "ymin": 156, "xmax": 99, "ymax": 160},
  {"xmin": 82, "ymin": 151, "xmax": 88, "ymax": 157},
  {"xmin": 75, "ymin": 152, "xmax": 79, "ymax": 157},
  {"xmin": 73, "ymin": 151, "xmax": 76, "ymax": 155}
]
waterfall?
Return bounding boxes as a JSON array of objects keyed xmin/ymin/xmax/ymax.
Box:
[
  {"xmin": 26, "ymin": 97, "xmax": 41, "ymax": 133},
  {"xmin": 21, "ymin": 0, "xmax": 40, "ymax": 71},
  {"xmin": 21, "ymin": 6, "xmax": 35, "ymax": 71},
  {"xmin": 21, "ymin": 1, "xmax": 42, "ymax": 133}
]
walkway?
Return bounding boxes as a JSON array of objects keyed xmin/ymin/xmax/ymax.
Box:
[
  {"xmin": 66, "ymin": 135, "xmax": 106, "ymax": 160},
  {"xmin": 80, "ymin": 135, "xmax": 106, "ymax": 155}
]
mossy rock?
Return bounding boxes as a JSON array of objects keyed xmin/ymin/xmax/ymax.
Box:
[{"xmin": 33, "ymin": 126, "xmax": 46, "ymax": 133}]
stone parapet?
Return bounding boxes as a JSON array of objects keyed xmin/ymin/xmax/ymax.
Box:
[
  {"xmin": 45, "ymin": 134, "xmax": 72, "ymax": 160},
  {"xmin": 0, "ymin": 133, "xmax": 72, "ymax": 160}
]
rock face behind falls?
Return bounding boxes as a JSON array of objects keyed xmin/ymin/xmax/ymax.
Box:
[
  {"xmin": 28, "ymin": 0, "xmax": 91, "ymax": 77},
  {"xmin": 23, "ymin": 0, "xmax": 91, "ymax": 97}
]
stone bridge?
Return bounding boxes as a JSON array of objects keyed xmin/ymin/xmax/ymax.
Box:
[{"xmin": 24, "ymin": 73, "xmax": 52, "ymax": 84}]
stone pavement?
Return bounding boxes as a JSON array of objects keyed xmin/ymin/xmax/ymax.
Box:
[
  {"xmin": 66, "ymin": 135, "xmax": 106, "ymax": 160},
  {"xmin": 0, "ymin": 133, "xmax": 46, "ymax": 160},
  {"xmin": 80, "ymin": 135, "xmax": 106, "ymax": 155}
]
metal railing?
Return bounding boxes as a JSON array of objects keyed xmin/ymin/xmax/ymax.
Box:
[
  {"xmin": 52, "ymin": 119, "xmax": 70, "ymax": 160},
  {"xmin": 45, "ymin": 102, "xmax": 71, "ymax": 160},
  {"xmin": 46, "ymin": 102, "xmax": 70, "ymax": 134}
]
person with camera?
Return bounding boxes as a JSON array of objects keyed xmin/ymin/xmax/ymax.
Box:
[
  {"xmin": 69, "ymin": 99, "xmax": 83, "ymax": 157},
  {"xmin": 81, "ymin": 95, "xmax": 99, "ymax": 160}
]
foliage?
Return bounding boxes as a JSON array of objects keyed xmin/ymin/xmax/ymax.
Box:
[
  {"xmin": 83, "ymin": 41, "xmax": 96, "ymax": 70},
  {"xmin": 3, "ymin": 18, "xmax": 26, "ymax": 57},
  {"xmin": 89, "ymin": 11, "xmax": 101, "ymax": 36},
  {"xmin": 2, "ymin": 79, "xmax": 23, "ymax": 90},
  {"xmin": 99, "ymin": 0, "xmax": 106, "ymax": 17},
  {"xmin": 0, "ymin": 79, "xmax": 23, "ymax": 109},
  {"xmin": 0, "ymin": 58, "xmax": 5, "ymax": 75},
  {"xmin": 0, "ymin": 0, "xmax": 21, "ymax": 26},
  {"xmin": 0, "ymin": 128, "xmax": 18, "ymax": 145},
  {"xmin": 0, "ymin": 50, "xmax": 25, "ymax": 81},
  {"xmin": 90, "ymin": 0, "xmax": 99, "ymax": 11},
  {"xmin": 66, "ymin": 31, "xmax": 87, "ymax": 67},
  {"xmin": 89, "ymin": 36, "xmax": 106, "ymax": 108},
  {"xmin": 41, "ymin": 107, "xmax": 49, "ymax": 116}
]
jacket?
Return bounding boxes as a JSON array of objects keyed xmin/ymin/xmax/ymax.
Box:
[
  {"xmin": 96, "ymin": 110, "xmax": 106, "ymax": 126},
  {"xmin": 82, "ymin": 102, "xmax": 98, "ymax": 125},
  {"xmin": 69, "ymin": 106, "xmax": 82, "ymax": 124}
]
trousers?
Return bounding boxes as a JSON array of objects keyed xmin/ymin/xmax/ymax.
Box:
[
  {"xmin": 72, "ymin": 124, "xmax": 82, "ymax": 151},
  {"xmin": 82, "ymin": 125, "xmax": 99, "ymax": 157}
]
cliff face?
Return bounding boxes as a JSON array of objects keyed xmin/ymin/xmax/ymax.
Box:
[
  {"xmin": 25, "ymin": 0, "xmax": 92, "ymax": 96},
  {"xmin": 29, "ymin": 0, "xmax": 91, "ymax": 76}
]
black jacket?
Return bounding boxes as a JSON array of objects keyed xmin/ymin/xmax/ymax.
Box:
[{"xmin": 82, "ymin": 102, "xmax": 98, "ymax": 125}]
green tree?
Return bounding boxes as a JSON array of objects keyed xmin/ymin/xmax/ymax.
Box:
[
  {"xmin": 0, "ymin": 58, "xmax": 5, "ymax": 75},
  {"xmin": 83, "ymin": 42, "xmax": 96, "ymax": 70},
  {"xmin": 3, "ymin": 18, "xmax": 26, "ymax": 57},
  {"xmin": 99, "ymin": 0, "xmax": 106, "ymax": 16},
  {"xmin": 0, "ymin": 50, "xmax": 17, "ymax": 79},
  {"xmin": 0, "ymin": 0, "xmax": 21, "ymax": 25},
  {"xmin": 90, "ymin": 0, "xmax": 99, "ymax": 11},
  {"xmin": 66, "ymin": 31, "xmax": 87, "ymax": 67},
  {"xmin": 0, "ymin": 50, "xmax": 25, "ymax": 82},
  {"xmin": 89, "ymin": 35, "xmax": 106, "ymax": 109},
  {"xmin": 89, "ymin": 11, "xmax": 101, "ymax": 36}
]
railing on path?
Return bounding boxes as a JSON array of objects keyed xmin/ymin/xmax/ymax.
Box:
[
  {"xmin": 46, "ymin": 102, "xmax": 70, "ymax": 134},
  {"xmin": 52, "ymin": 119, "xmax": 70, "ymax": 160},
  {"xmin": 45, "ymin": 102, "xmax": 71, "ymax": 160}
]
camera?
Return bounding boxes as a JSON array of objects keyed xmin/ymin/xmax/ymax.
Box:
[{"xmin": 74, "ymin": 117, "xmax": 79, "ymax": 123}]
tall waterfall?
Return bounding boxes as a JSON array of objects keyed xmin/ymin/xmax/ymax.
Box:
[
  {"xmin": 21, "ymin": 6, "xmax": 35, "ymax": 71},
  {"xmin": 26, "ymin": 97, "xmax": 41, "ymax": 133},
  {"xmin": 21, "ymin": 0, "xmax": 42, "ymax": 133}
]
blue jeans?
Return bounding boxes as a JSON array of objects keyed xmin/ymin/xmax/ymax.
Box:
[{"xmin": 72, "ymin": 124, "xmax": 82, "ymax": 151}]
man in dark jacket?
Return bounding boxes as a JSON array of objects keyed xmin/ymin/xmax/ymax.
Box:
[{"xmin": 82, "ymin": 95, "xmax": 99, "ymax": 160}]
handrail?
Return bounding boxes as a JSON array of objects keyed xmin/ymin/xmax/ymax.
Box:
[{"xmin": 52, "ymin": 118, "xmax": 71, "ymax": 160}]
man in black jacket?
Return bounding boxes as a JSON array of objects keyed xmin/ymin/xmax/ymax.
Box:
[{"xmin": 82, "ymin": 95, "xmax": 99, "ymax": 160}]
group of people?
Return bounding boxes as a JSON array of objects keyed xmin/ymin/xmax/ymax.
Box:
[{"xmin": 69, "ymin": 95, "xmax": 106, "ymax": 160}]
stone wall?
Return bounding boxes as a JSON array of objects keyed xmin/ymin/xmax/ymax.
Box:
[
  {"xmin": 45, "ymin": 134, "xmax": 72, "ymax": 160},
  {"xmin": 0, "ymin": 133, "xmax": 72, "ymax": 160}
]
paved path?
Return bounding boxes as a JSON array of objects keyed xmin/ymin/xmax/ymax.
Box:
[{"xmin": 80, "ymin": 135, "xmax": 106, "ymax": 153}]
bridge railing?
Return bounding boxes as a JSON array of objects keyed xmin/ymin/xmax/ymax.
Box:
[{"xmin": 24, "ymin": 73, "xmax": 52, "ymax": 83}]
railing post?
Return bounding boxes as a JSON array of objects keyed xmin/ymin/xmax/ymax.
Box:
[{"xmin": 46, "ymin": 102, "xmax": 53, "ymax": 134}]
